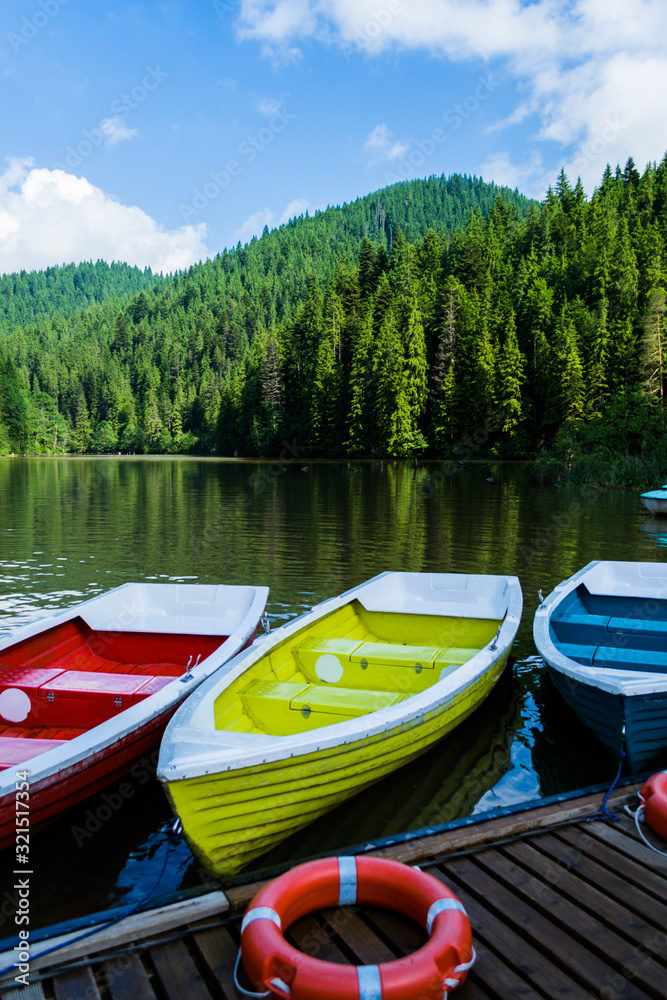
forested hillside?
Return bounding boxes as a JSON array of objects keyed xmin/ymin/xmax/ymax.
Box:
[
  {"xmin": 1, "ymin": 162, "xmax": 665, "ymax": 464},
  {"xmin": 0, "ymin": 261, "xmax": 164, "ymax": 333}
]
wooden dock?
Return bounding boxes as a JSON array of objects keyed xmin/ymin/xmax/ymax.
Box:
[{"xmin": 1, "ymin": 780, "xmax": 666, "ymax": 1000}]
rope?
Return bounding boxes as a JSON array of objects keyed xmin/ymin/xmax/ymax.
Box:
[
  {"xmin": 589, "ymin": 751, "xmax": 625, "ymax": 823},
  {"xmin": 0, "ymin": 819, "xmax": 181, "ymax": 983},
  {"xmin": 233, "ymin": 949, "xmax": 273, "ymax": 998},
  {"xmin": 443, "ymin": 947, "xmax": 476, "ymax": 995},
  {"xmin": 625, "ymin": 797, "xmax": 667, "ymax": 859}
]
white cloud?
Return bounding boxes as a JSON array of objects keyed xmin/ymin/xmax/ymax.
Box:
[
  {"xmin": 478, "ymin": 151, "xmax": 547, "ymax": 198},
  {"xmin": 233, "ymin": 207, "xmax": 275, "ymax": 243},
  {"xmin": 278, "ymin": 197, "xmax": 308, "ymax": 223},
  {"xmin": 100, "ymin": 116, "xmax": 139, "ymax": 146},
  {"xmin": 257, "ymin": 97, "xmax": 283, "ymax": 116},
  {"xmin": 233, "ymin": 196, "xmax": 309, "ymax": 243},
  {"xmin": 364, "ymin": 124, "xmax": 409, "ymax": 162},
  {"xmin": 0, "ymin": 159, "xmax": 209, "ymax": 275},
  {"xmin": 237, "ymin": 0, "xmax": 667, "ymax": 192}
]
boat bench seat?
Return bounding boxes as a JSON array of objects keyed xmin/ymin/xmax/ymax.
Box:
[
  {"xmin": 0, "ymin": 667, "xmax": 172, "ymax": 728},
  {"xmin": 607, "ymin": 617, "xmax": 667, "ymax": 637},
  {"xmin": 294, "ymin": 636, "xmax": 480, "ymax": 690},
  {"xmin": 242, "ymin": 679, "xmax": 407, "ymax": 734},
  {"xmin": 551, "ymin": 614, "xmax": 610, "ymax": 643},
  {"xmin": 557, "ymin": 643, "xmax": 667, "ymax": 673},
  {"xmin": 0, "ymin": 735, "xmax": 66, "ymax": 770},
  {"xmin": 557, "ymin": 643, "xmax": 597, "ymax": 665},
  {"xmin": 593, "ymin": 646, "xmax": 667, "ymax": 673},
  {"xmin": 553, "ymin": 613, "xmax": 667, "ymax": 645}
]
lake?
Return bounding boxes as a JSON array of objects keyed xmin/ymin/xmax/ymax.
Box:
[{"xmin": 0, "ymin": 455, "xmax": 663, "ymax": 932}]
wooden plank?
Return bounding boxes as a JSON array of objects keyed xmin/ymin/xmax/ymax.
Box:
[
  {"xmin": 557, "ymin": 825, "xmax": 667, "ymax": 901},
  {"xmin": 104, "ymin": 954, "xmax": 158, "ymax": 1000},
  {"xmin": 478, "ymin": 844, "xmax": 667, "ymax": 997},
  {"xmin": 360, "ymin": 906, "xmax": 426, "ymax": 957},
  {"xmin": 502, "ymin": 838, "xmax": 667, "ymax": 964},
  {"xmin": 287, "ymin": 914, "xmax": 351, "ymax": 964},
  {"xmin": 320, "ymin": 907, "xmax": 395, "ymax": 965},
  {"xmin": 461, "ymin": 942, "xmax": 550, "ymax": 1000},
  {"xmin": 0, "ymin": 891, "xmax": 229, "ymax": 977},
  {"xmin": 53, "ymin": 966, "xmax": 102, "ymax": 1000},
  {"xmin": 192, "ymin": 925, "xmax": 242, "ymax": 1000},
  {"xmin": 439, "ymin": 858, "xmax": 656, "ymax": 1000},
  {"xmin": 223, "ymin": 785, "xmax": 642, "ymax": 914},
  {"xmin": 149, "ymin": 939, "xmax": 215, "ymax": 1000},
  {"xmin": 585, "ymin": 816, "xmax": 667, "ymax": 878},
  {"xmin": 431, "ymin": 865, "xmax": 593, "ymax": 1000},
  {"xmin": 533, "ymin": 832, "xmax": 667, "ymax": 931},
  {"xmin": 455, "ymin": 975, "xmax": 502, "ymax": 1000},
  {"xmin": 0, "ymin": 983, "xmax": 46, "ymax": 1000}
]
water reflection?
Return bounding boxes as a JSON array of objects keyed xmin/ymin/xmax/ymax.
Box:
[
  {"xmin": 640, "ymin": 516, "xmax": 667, "ymax": 547},
  {"xmin": 0, "ymin": 456, "xmax": 664, "ymax": 929}
]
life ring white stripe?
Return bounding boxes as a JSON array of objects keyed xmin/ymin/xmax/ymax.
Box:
[
  {"xmin": 338, "ymin": 856, "xmax": 358, "ymax": 905},
  {"xmin": 357, "ymin": 965, "xmax": 382, "ymax": 1000},
  {"xmin": 426, "ymin": 898, "xmax": 467, "ymax": 934},
  {"xmin": 242, "ymin": 907, "xmax": 282, "ymax": 933}
]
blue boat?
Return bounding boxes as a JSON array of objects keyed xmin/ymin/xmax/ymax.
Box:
[
  {"xmin": 534, "ymin": 561, "xmax": 667, "ymax": 773},
  {"xmin": 640, "ymin": 486, "xmax": 667, "ymax": 515}
]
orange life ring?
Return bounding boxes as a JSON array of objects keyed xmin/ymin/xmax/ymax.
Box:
[
  {"xmin": 239, "ymin": 856, "xmax": 474, "ymax": 1000},
  {"xmin": 641, "ymin": 770, "xmax": 667, "ymax": 841}
]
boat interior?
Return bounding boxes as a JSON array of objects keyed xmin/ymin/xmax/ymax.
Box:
[
  {"xmin": 212, "ymin": 599, "xmax": 502, "ymax": 738},
  {"xmin": 0, "ymin": 617, "xmax": 224, "ymax": 770},
  {"xmin": 549, "ymin": 583, "xmax": 667, "ymax": 673}
]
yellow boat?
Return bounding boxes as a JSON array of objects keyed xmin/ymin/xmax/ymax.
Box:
[{"xmin": 157, "ymin": 571, "xmax": 523, "ymax": 876}]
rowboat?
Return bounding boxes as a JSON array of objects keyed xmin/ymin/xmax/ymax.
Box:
[
  {"xmin": 640, "ymin": 487, "xmax": 667, "ymax": 515},
  {"xmin": 534, "ymin": 561, "xmax": 667, "ymax": 772},
  {"xmin": 157, "ymin": 571, "xmax": 522, "ymax": 876},
  {"xmin": 0, "ymin": 582, "xmax": 268, "ymax": 850}
]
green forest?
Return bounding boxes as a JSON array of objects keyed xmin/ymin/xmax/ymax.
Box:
[{"xmin": 0, "ymin": 162, "xmax": 665, "ymax": 474}]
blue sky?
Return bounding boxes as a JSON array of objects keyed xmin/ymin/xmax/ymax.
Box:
[{"xmin": 1, "ymin": 0, "xmax": 666, "ymax": 274}]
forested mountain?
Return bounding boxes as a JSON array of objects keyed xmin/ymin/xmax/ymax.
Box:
[
  {"xmin": 0, "ymin": 261, "xmax": 165, "ymax": 333},
  {"xmin": 1, "ymin": 162, "xmax": 665, "ymax": 464}
]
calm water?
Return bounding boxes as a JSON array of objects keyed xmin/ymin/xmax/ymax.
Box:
[{"xmin": 0, "ymin": 456, "xmax": 664, "ymax": 932}]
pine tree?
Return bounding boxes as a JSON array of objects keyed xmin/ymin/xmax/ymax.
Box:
[
  {"xmin": 642, "ymin": 289, "xmax": 667, "ymax": 413},
  {"xmin": 346, "ymin": 312, "xmax": 373, "ymax": 455},
  {"xmin": 496, "ymin": 311, "xmax": 524, "ymax": 444}
]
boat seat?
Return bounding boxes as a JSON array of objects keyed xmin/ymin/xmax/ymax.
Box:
[
  {"xmin": 551, "ymin": 613, "xmax": 610, "ymax": 643},
  {"xmin": 242, "ymin": 680, "xmax": 407, "ymax": 735},
  {"xmin": 0, "ymin": 735, "xmax": 66, "ymax": 769},
  {"xmin": 557, "ymin": 643, "xmax": 667, "ymax": 673},
  {"xmin": 351, "ymin": 642, "xmax": 440, "ymax": 669},
  {"xmin": 294, "ymin": 637, "xmax": 464, "ymax": 693},
  {"xmin": 0, "ymin": 666, "xmax": 67, "ymax": 689},
  {"xmin": 433, "ymin": 648, "xmax": 482, "ymax": 681},
  {"xmin": 607, "ymin": 617, "xmax": 667, "ymax": 637},
  {"xmin": 0, "ymin": 669, "xmax": 165, "ymax": 728},
  {"xmin": 593, "ymin": 646, "xmax": 667, "ymax": 673},
  {"xmin": 557, "ymin": 643, "xmax": 597, "ymax": 665}
]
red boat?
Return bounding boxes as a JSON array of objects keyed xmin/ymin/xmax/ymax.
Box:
[{"xmin": 0, "ymin": 582, "xmax": 268, "ymax": 850}]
